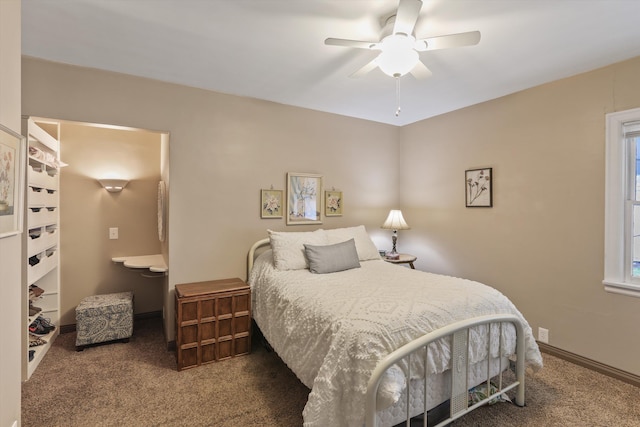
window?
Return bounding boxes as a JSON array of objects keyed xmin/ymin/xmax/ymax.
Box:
[{"xmin": 604, "ymin": 108, "xmax": 640, "ymax": 297}]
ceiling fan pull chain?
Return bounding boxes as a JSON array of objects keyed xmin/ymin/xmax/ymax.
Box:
[{"xmin": 395, "ymin": 76, "xmax": 402, "ymax": 117}]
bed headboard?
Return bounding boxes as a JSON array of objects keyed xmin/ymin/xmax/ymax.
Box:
[{"xmin": 247, "ymin": 238, "xmax": 270, "ymax": 282}]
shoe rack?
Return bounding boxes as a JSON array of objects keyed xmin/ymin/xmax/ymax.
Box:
[{"xmin": 22, "ymin": 117, "xmax": 62, "ymax": 381}]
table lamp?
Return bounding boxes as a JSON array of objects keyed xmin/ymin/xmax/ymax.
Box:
[{"xmin": 381, "ymin": 209, "xmax": 410, "ymax": 259}]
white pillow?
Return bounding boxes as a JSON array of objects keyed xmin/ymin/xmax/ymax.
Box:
[
  {"xmin": 268, "ymin": 229, "xmax": 328, "ymax": 270},
  {"xmin": 325, "ymin": 225, "xmax": 381, "ymax": 261},
  {"xmin": 304, "ymin": 239, "xmax": 361, "ymax": 274}
]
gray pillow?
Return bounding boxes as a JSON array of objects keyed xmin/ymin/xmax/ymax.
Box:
[{"xmin": 304, "ymin": 239, "xmax": 361, "ymax": 274}]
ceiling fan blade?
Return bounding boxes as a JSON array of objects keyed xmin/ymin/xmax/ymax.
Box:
[
  {"xmin": 415, "ymin": 31, "xmax": 481, "ymax": 51},
  {"xmin": 393, "ymin": 0, "xmax": 423, "ymax": 36},
  {"xmin": 349, "ymin": 58, "xmax": 379, "ymax": 78},
  {"xmin": 410, "ymin": 60, "xmax": 432, "ymax": 79},
  {"xmin": 325, "ymin": 38, "xmax": 378, "ymax": 50}
]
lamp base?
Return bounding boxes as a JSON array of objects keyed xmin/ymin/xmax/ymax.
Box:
[
  {"xmin": 386, "ymin": 232, "xmax": 400, "ymax": 259},
  {"xmin": 385, "ymin": 252, "xmax": 400, "ymax": 260}
]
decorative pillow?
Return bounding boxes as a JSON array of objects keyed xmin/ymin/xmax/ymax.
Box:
[
  {"xmin": 268, "ymin": 229, "xmax": 328, "ymax": 271},
  {"xmin": 325, "ymin": 225, "xmax": 381, "ymax": 261},
  {"xmin": 304, "ymin": 239, "xmax": 361, "ymax": 274}
]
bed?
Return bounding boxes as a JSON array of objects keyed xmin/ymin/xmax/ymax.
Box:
[{"xmin": 247, "ymin": 226, "xmax": 543, "ymax": 427}]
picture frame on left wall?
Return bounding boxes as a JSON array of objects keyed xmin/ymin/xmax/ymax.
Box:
[
  {"xmin": 325, "ymin": 190, "xmax": 343, "ymax": 216},
  {"xmin": 0, "ymin": 123, "xmax": 26, "ymax": 238},
  {"xmin": 261, "ymin": 189, "xmax": 283, "ymax": 218}
]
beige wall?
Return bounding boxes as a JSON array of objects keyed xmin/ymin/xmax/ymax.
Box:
[
  {"xmin": 22, "ymin": 57, "xmax": 399, "ymax": 340},
  {"xmin": 399, "ymin": 56, "xmax": 640, "ymax": 376},
  {"xmin": 0, "ymin": 0, "xmax": 22, "ymax": 425},
  {"xmin": 58, "ymin": 122, "xmax": 164, "ymax": 326}
]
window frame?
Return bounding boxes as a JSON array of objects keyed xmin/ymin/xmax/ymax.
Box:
[{"xmin": 603, "ymin": 107, "xmax": 640, "ymax": 298}]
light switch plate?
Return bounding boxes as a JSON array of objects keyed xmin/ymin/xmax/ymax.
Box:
[{"xmin": 109, "ymin": 227, "xmax": 118, "ymax": 240}]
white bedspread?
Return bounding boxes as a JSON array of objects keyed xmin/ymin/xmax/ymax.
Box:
[{"xmin": 249, "ymin": 250, "xmax": 543, "ymax": 427}]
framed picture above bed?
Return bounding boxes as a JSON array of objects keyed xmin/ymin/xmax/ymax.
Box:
[
  {"xmin": 0, "ymin": 124, "xmax": 26, "ymax": 238},
  {"xmin": 260, "ymin": 189, "xmax": 283, "ymax": 219},
  {"xmin": 287, "ymin": 172, "xmax": 322, "ymax": 225},
  {"xmin": 324, "ymin": 190, "xmax": 342, "ymax": 217},
  {"xmin": 465, "ymin": 167, "xmax": 492, "ymax": 207}
]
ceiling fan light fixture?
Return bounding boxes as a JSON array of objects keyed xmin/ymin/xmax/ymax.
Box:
[{"xmin": 376, "ymin": 34, "xmax": 419, "ymax": 77}]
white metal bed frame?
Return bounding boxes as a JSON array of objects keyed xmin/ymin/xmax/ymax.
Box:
[
  {"xmin": 365, "ymin": 314, "xmax": 525, "ymax": 427},
  {"xmin": 247, "ymin": 238, "xmax": 526, "ymax": 427},
  {"xmin": 247, "ymin": 238, "xmax": 270, "ymax": 275}
]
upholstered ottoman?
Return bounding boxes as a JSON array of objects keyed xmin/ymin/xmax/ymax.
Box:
[{"xmin": 75, "ymin": 291, "xmax": 134, "ymax": 351}]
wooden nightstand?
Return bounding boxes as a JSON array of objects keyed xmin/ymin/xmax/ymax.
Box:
[
  {"xmin": 383, "ymin": 254, "xmax": 417, "ymax": 269},
  {"xmin": 175, "ymin": 278, "xmax": 251, "ymax": 371}
]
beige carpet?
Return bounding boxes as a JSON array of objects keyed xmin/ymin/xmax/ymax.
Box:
[{"xmin": 22, "ymin": 318, "xmax": 640, "ymax": 427}]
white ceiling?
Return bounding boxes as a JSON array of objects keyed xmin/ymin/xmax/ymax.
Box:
[{"xmin": 21, "ymin": 0, "xmax": 640, "ymax": 126}]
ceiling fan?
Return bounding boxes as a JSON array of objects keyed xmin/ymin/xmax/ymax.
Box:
[{"xmin": 325, "ymin": 0, "xmax": 481, "ymax": 80}]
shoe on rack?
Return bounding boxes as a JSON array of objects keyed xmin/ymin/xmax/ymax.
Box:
[
  {"xmin": 29, "ymin": 285, "xmax": 45, "ymax": 298},
  {"xmin": 28, "ymin": 321, "xmax": 49, "ymax": 336},
  {"xmin": 37, "ymin": 316, "xmax": 56, "ymax": 332},
  {"xmin": 29, "ymin": 350, "xmax": 35, "ymax": 361},
  {"xmin": 29, "ymin": 302, "xmax": 42, "ymax": 317},
  {"xmin": 28, "ymin": 317, "xmax": 55, "ymax": 336},
  {"xmin": 29, "ymin": 285, "xmax": 45, "ymax": 299},
  {"xmin": 29, "ymin": 334, "xmax": 47, "ymax": 347}
]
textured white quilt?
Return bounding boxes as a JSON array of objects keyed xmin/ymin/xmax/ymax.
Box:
[{"xmin": 249, "ymin": 250, "xmax": 543, "ymax": 427}]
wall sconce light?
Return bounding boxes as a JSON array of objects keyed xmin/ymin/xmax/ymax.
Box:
[{"xmin": 98, "ymin": 179, "xmax": 129, "ymax": 193}]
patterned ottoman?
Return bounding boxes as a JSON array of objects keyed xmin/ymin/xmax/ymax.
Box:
[{"xmin": 75, "ymin": 291, "xmax": 134, "ymax": 351}]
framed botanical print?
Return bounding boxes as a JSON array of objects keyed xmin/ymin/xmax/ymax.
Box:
[
  {"xmin": 287, "ymin": 172, "xmax": 322, "ymax": 225},
  {"xmin": 465, "ymin": 167, "xmax": 492, "ymax": 207},
  {"xmin": 0, "ymin": 124, "xmax": 25, "ymax": 238},
  {"xmin": 261, "ymin": 189, "xmax": 283, "ymax": 218},
  {"xmin": 325, "ymin": 190, "xmax": 342, "ymax": 216}
]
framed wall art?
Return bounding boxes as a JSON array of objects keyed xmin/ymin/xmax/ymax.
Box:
[
  {"xmin": 287, "ymin": 172, "xmax": 322, "ymax": 225},
  {"xmin": 325, "ymin": 190, "xmax": 342, "ymax": 217},
  {"xmin": 0, "ymin": 124, "xmax": 26, "ymax": 238},
  {"xmin": 465, "ymin": 167, "xmax": 492, "ymax": 207},
  {"xmin": 261, "ymin": 189, "xmax": 283, "ymax": 219}
]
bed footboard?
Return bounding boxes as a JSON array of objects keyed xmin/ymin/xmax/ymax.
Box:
[{"xmin": 365, "ymin": 314, "xmax": 526, "ymax": 427}]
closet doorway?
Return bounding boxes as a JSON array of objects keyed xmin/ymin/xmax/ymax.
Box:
[{"xmin": 56, "ymin": 120, "xmax": 169, "ymax": 331}]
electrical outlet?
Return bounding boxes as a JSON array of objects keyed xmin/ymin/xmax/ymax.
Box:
[
  {"xmin": 538, "ymin": 327, "xmax": 549, "ymax": 344},
  {"xmin": 109, "ymin": 227, "xmax": 119, "ymax": 240}
]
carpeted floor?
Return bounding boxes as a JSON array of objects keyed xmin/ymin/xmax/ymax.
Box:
[{"xmin": 22, "ymin": 317, "xmax": 640, "ymax": 427}]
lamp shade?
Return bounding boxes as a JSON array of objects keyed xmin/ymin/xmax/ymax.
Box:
[{"xmin": 381, "ymin": 209, "xmax": 410, "ymax": 230}]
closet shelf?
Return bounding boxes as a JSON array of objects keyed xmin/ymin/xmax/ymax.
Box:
[
  {"xmin": 26, "ymin": 117, "xmax": 59, "ymax": 152},
  {"xmin": 112, "ymin": 254, "xmax": 168, "ymax": 274},
  {"xmin": 23, "ymin": 116, "xmax": 61, "ymax": 381}
]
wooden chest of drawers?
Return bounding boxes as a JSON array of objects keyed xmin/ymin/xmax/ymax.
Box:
[{"xmin": 175, "ymin": 278, "xmax": 251, "ymax": 371}]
